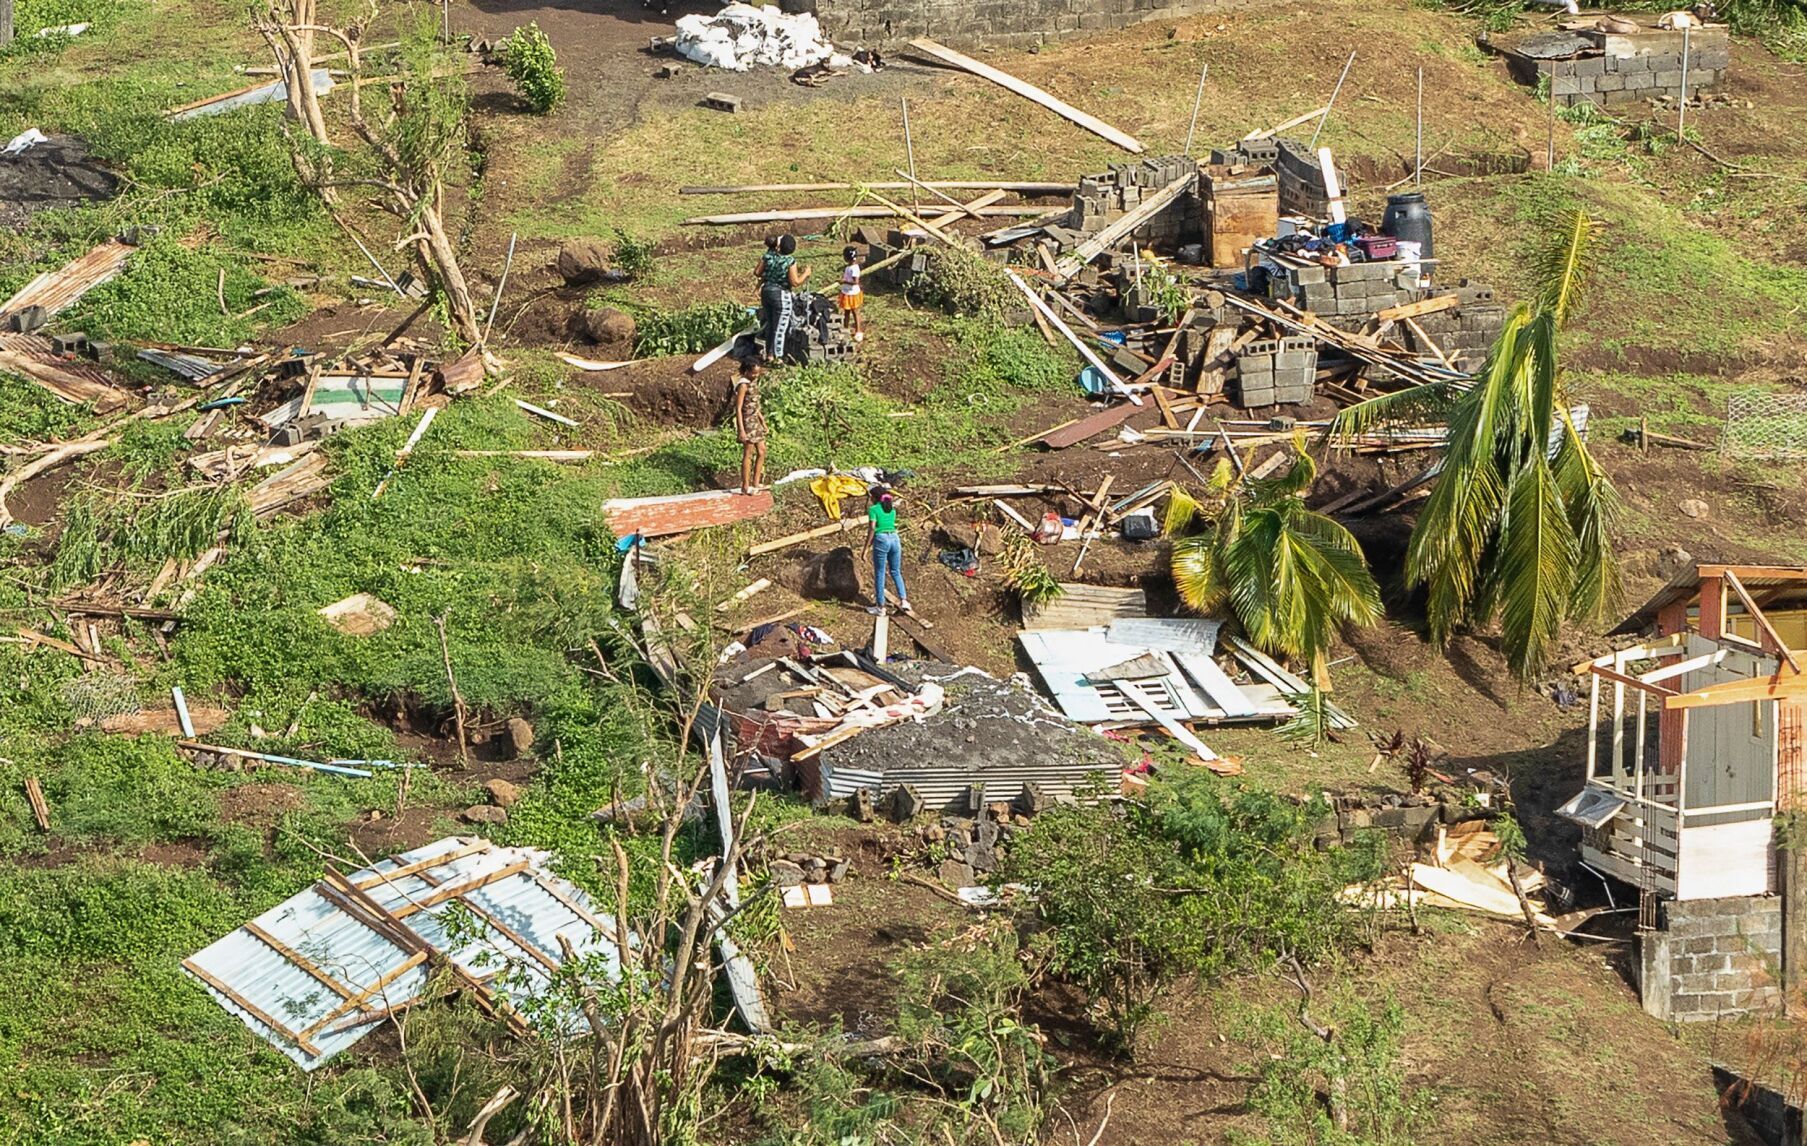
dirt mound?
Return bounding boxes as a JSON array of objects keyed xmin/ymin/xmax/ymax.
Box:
[
  {"xmin": 0, "ymin": 134, "xmax": 119, "ymax": 231},
  {"xmin": 218, "ymin": 782, "xmax": 306, "ymax": 830}
]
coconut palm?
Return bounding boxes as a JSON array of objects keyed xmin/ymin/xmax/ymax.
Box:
[
  {"xmin": 1334, "ymin": 207, "xmax": 1620, "ymax": 680},
  {"xmin": 1170, "ymin": 449, "xmax": 1382, "ymax": 680}
]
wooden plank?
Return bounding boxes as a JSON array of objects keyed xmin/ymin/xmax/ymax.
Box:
[
  {"xmin": 680, "ymin": 180, "xmax": 1073, "ymax": 195},
  {"xmin": 1005, "ymin": 272, "xmax": 1135, "ymax": 401},
  {"xmin": 1042, "ymin": 403, "xmax": 1137, "ymax": 449},
  {"xmin": 1151, "ymin": 382, "xmax": 1179, "ymax": 429},
  {"xmin": 682, "ymin": 204, "xmax": 1044, "ymax": 225},
  {"xmin": 747, "ymin": 517, "xmax": 861, "ymax": 557},
  {"xmin": 183, "ymin": 958, "xmax": 324, "ymax": 1056},
  {"xmin": 860, "ymin": 189, "xmax": 963, "ymax": 247},
  {"xmin": 1056, "ymin": 174, "xmax": 1197, "ymax": 278},
  {"xmin": 1590, "ymin": 663, "xmax": 1679, "ymax": 698},
  {"xmin": 1375, "ymin": 293, "xmax": 1460, "ymax": 322},
  {"xmin": 294, "ymin": 950, "xmax": 431, "ymax": 1040},
  {"xmin": 871, "ymin": 611, "xmax": 889, "ymax": 661},
  {"xmin": 391, "ymin": 859, "xmax": 534, "ymax": 918},
  {"xmin": 1120, "ymin": 679, "xmax": 1219, "ymax": 760},
  {"xmin": 1723, "ymin": 570, "xmax": 1802, "ymax": 672},
  {"xmin": 892, "ymin": 612, "xmax": 955, "ymax": 662},
  {"xmin": 451, "ymin": 897, "xmax": 563, "ymax": 975},
  {"xmin": 1243, "ymin": 104, "xmax": 1330, "ymax": 140},
  {"xmin": 23, "ymin": 777, "xmax": 49, "ymax": 831},
  {"xmin": 1071, "ymin": 475, "xmax": 1115, "ymax": 576},
  {"xmin": 717, "ymin": 578, "xmax": 773, "ymax": 612},
  {"xmin": 906, "ymin": 38, "xmax": 1143, "ymax": 154},
  {"xmin": 1666, "ymin": 668, "xmax": 1807, "ymax": 710},
  {"xmin": 353, "ymin": 840, "xmax": 493, "ymax": 890}
]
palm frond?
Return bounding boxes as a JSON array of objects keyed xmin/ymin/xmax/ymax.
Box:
[
  {"xmin": 1171, "ymin": 531, "xmax": 1228, "ymax": 613},
  {"xmin": 1277, "ymin": 684, "xmax": 1336, "ymax": 748},
  {"xmin": 1551, "ymin": 412, "xmax": 1623, "ymax": 623},
  {"xmin": 1496, "ymin": 458, "xmax": 1580, "ymax": 679},
  {"xmin": 1329, "ymin": 380, "xmax": 1460, "ymax": 441},
  {"xmin": 1164, "ymin": 486, "xmax": 1203, "ymax": 536},
  {"xmin": 1531, "ymin": 207, "xmax": 1597, "ymax": 329}
]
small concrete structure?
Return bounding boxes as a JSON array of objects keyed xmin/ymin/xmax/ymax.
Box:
[{"xmin": 1497, "ymin": 18, "xmax": 1731, "ymax": 109}]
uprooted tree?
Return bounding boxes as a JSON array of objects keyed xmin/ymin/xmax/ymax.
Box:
[{"xmin": 253, "ymin": 1, "xmax": 487, "ymax": 349}]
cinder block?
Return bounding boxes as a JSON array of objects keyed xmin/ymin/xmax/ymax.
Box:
[
  {"xmin": 1655, "ymin": 69, "xmax": 1685, "ymax": 89},
  {"xmin": 1596, "ymin": 72, "xmax": 1626, "ymax": 91}
]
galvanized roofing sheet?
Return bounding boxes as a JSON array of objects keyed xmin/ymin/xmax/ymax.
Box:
[
  {"xmin": 1611, "ymin": 564, "xmax": 1807, "ymax": 635},
  {"xmin": 183, "ymin": 836, "xmax": 619, "ymax": 1071},
  {"xmin": 1017, "ymin": 628, "xmax": 1215, "ymax": 724}
]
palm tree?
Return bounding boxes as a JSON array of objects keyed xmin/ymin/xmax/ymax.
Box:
[
  {"xmin": 1334, "ymin": 207, "xmax": 1620, "ymax": 680},
  {"xmin": 1170, "ymin": 448, "xmax": 1382, "ymax": 682}
]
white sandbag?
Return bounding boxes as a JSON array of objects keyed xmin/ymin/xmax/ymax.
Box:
[{"xmin": 674, "ymin": 3, "xmax": 839, "ymax": 72}]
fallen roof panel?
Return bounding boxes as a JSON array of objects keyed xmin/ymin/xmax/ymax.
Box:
[
  {"xmin": 0, "ymin": 238, "xmax": 135, "ymax": 320},
  {"xmin": 183, "ymin": 836, "xmax": 620, "ymax": 1071},
  {"xmin": 603, "ymin": 488, "xmax": 774, "ymax": 539}
]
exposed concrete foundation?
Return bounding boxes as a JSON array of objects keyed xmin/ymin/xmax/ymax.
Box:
[{"xmin": 1637, "ymin": 894, "xmax": 1783, "ymax": 1021}]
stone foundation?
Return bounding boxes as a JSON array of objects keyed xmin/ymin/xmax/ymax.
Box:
[
  {"xmin": 1500, "ymin": 22, "xmax": 1730, "ymax": 109},
  {"xmin": 1637, "ymin": 895, "xmax": 1783, "ymax": 1022}
]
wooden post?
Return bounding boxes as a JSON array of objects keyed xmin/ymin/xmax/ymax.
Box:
[
  {"xmin": 900, "ymin": 96, "xmax": 919, "ymax": 219},
  {"xmin": 1183, "ymin": 60, "xmax": 1208, "ymax": 157},
  {"xmin": 433, "ymin": 612, "xmax": 470, "ymax": 767},
  {"xmin": 0, "ymin": 0, "xmax": 13, "ymax": 46}
]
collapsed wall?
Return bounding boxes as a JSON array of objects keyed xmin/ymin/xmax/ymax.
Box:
[{"xmin": 786, "ymin": 0, "xmax": 1222, "ymax": 50}]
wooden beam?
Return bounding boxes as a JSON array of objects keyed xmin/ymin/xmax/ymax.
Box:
[
  {"xmin": 1005, "ymin": 271, "xmax": 1137, "ymax": 401},
  {"xmin": 242, "ymin": 920, "xmax": 354, "ymax": 1000},
  {"xmin": 1723, "ymin": 569, "xmax": 1802, "ymax": 672},
  {"xmin": 746, "ymin": 517, "xmax": 861, "ymax": 558},
  {"xmin": 1243, "ymin": 105, "xmax": 1330, "ymax": 140},
  {"xmin": 906, "ymin": 38, "xmax": 1144, "ymax": 154},
  {"xmin": 859, "ymin": 189, "xmax": 964, "ymax": 246},
  {"xmin": 1666, "ymin": 667, "xmax": 1807, "ymax": 710},
  {"xmin": 680, "ymin": 180, "xmax": 1072, "ymax": 195},
  {"xmin": 1590, "ymin": 663, "xmax": 1679, "ymax": 698},
  {"xmin": 23, "ymin": 777, "xmax": 49, "ymax": 831},
  {"xmin": 294, "ymin": 951, "xmax": 431, "ymax": 1040},
  {"xmin": 353, "ymin": 841, "xmax": 493, "ymax": 890},
  {"xmin": 391, "ymin": 859, "xmax": 534, "ymax": 918},
  {"xmin": 681, "ymin": 204, "xmax": 1044, "ymax": 226},
  {"xmin": 1056, "ymin": 174, "xmax": 1197, "ymax": 278},
  {"xmin": 1375, "ymin": 293, "xmax": 1460, "ymax": 322}
]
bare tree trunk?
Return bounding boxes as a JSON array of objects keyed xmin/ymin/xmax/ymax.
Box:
[
  {"xmin": 0, "ymin": 0, "xmax": 15, "ymax": 47},
  {"xmin": 415, "ymin": 203, "xmax": 484, "ymax": 346}
]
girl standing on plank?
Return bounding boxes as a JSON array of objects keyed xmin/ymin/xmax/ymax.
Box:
[{"xmin": 733, "ymin": 358, "xmax": 768, "ymax": 495}]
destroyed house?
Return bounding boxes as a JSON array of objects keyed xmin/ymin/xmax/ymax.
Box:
[{"xmin": 1565, "ymin": 565, "xmax": 1807, "ymax": 903}]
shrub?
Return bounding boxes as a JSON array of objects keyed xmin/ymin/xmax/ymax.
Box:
[
  {"xmin": 1002, "ymin": 775, "xmax": 1379, "ymax": 1051},
  {"xmin": 904, "ymin": 245, "xmax": 1017, "ymax": 323},
  {"xmin": 633, "ymin": 300, "xmax": 750, "ymax": 357},
  {"xmin": 500, "ymin": 23, "xmax": 565, "ymax": 114},
  {"xmin": 612, "ymin": 228, "xmax": 655, "ymax": 280}
]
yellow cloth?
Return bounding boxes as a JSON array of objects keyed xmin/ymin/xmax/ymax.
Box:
[{"xmin": 810, "ymin": 474, "xmax": 868, "ymax": 520}]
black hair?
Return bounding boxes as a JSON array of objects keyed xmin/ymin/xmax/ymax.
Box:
[
  {"xmin": 778, "ymin": 234, "xmax": 797, "ymax": 255},
  {"xmin": 843, "ymin": 246, "xmax": 859, "ymax": 262},
  {"xmin": 765, "ymin": 235, "xmax": 779, "ymax": 251}
]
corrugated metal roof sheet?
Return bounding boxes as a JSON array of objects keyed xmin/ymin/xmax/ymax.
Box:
[
  {"xmin": 1613, "ymin": 565, "xmax": 1807, "ymax": 635},
  {"xmin": 1017, "ymin": 628, "xmax": 1215, "ymax": 723},
  {"xmin": 819, "ymin": 759, "xmax": 1120, "ymax": 808},
  {"xmin": 183, "ymin": 836, "xmax": 620, "ymax": 1071},
  {"xmin": 0, "ymin": 239, "xmax": 135, "ymax": 319}
]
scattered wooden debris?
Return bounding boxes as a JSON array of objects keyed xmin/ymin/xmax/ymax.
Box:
[
  {"xmin": 905, "ymin": 38, "xmax": 1143, "ymax": 154},
  {"xmin": 23, "ymin": 777, "xmax": 50, "ymax": 831}
]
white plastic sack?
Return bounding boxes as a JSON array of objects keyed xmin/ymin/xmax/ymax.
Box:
[
  {"xmin": 674, "ymin": 3, "xmax": 840, "ymax": 72},
  {"xmin": 3, "ymin": 128, "xmax": 48, "ymax": 156}
]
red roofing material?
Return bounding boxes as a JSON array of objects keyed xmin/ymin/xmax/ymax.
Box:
[{"xmin": 602, "ymin": 488, "xmax": 773, "ymax": 538}]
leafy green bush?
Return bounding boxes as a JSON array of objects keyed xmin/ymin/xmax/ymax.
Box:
[
  {"xmin": 69, "ymin": 239, "xmax": 308, "ymax": 347},
  {"xmin": 612, "ymin": 228, "xmax": 655, "ymax": 280},
  {"xmin": 633, "ymin": 300, "xmax": 750, "ymax": 357},
  {"xmin": 1232, "ymin": 988, "xmax": 1432, "ymax": 1145},
  {"xmin": 1003, "ymin": 775, "xmax": 1379, "ymax": 1050},
  {"xmin": 904, "ymin": 244, "xmax": 1017, "ymax": 322},
  {"xmin": 500, "ymin": 23, "xmax": 565, "ymax": 114}
]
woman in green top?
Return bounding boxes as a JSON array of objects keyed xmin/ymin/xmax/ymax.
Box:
[
  {"xmin": 755, "ymin": 234, "xmax": 810, "ymax": 363},
  {"xmin": 865, "ymin": 488, "xmax": 911, "ymax": 615}
]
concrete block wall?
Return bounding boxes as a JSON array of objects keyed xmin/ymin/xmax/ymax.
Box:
[
  {"xmin": 1638, "ymin": 895, "xmax": 1783, "ymax": 1022},
  {"xmin": 1286, "ymin": 259, "xmax": 1420, "ymax": 318},
  {"xmin": 1506, "ymin": 26, "xmax": 1730, "ymax": 108},
  {"xmin": 799, "ymin": 0, "xmax": 1221, "ymax": 50},
  {"xmin": 1070, "ymin": 156, "xmax": 1199, "ymax": 247},
  {"xmin": 1272, "ymin": 138, "xmax": 1337, "ymax": 220}
]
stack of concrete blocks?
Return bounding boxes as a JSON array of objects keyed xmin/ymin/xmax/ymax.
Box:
[
  {"xmin": 800, "ymin": 0, "xmax": 1223, "ymax": 53},
  {"xmin": 1234, "ymin": 335, "xmax": 1315, "ymax": 408},
  {"xmin": 1507, "ymin": 24, "xmax": 1730, "ymax": 108},
  {"xmin": 1636, "ymin": 895, "xmax": 1782, "ymax": 1021},
  {"xmin": 1270, "ymin": 137, "xmax": 1339, "ymax": 221},
  {"xmin": 1067, "ymin": 155, "xmax": 1199, "ymax": 249},
  {"xmin": 1400, "ymin": 284, "xmax": 1508, "ymax": 373},
  {"xmin": 1283, "ymin": 259, "xmax": 1419, "ymax": 318}
]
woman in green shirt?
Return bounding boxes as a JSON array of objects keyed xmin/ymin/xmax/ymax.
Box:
[{"xmin": 865, "ymin": 488, "xmax": 911, "ymax": 615}]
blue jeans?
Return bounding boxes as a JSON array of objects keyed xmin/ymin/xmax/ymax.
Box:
[{"xmin": 872, "ymin": 531, "xmax": 907, "ymax": 606}]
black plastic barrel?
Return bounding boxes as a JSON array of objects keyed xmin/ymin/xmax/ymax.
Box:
[{"xmin": 1381, "ymin": 192, "xmax": 1434, "ymax": 260}]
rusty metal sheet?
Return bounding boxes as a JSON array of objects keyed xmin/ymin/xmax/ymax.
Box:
[
  {"xmin": 603, "ymin": 488, "xmax": 773, "ymax": 539},
  {"xmin": 0, "ymin": 239, "xmax": 135, "ymax": 320}
]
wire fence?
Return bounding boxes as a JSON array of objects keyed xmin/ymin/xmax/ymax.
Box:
[{"xmin": 1724, "ymin": 391, "xmax": 1807, "ymax": 460}]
